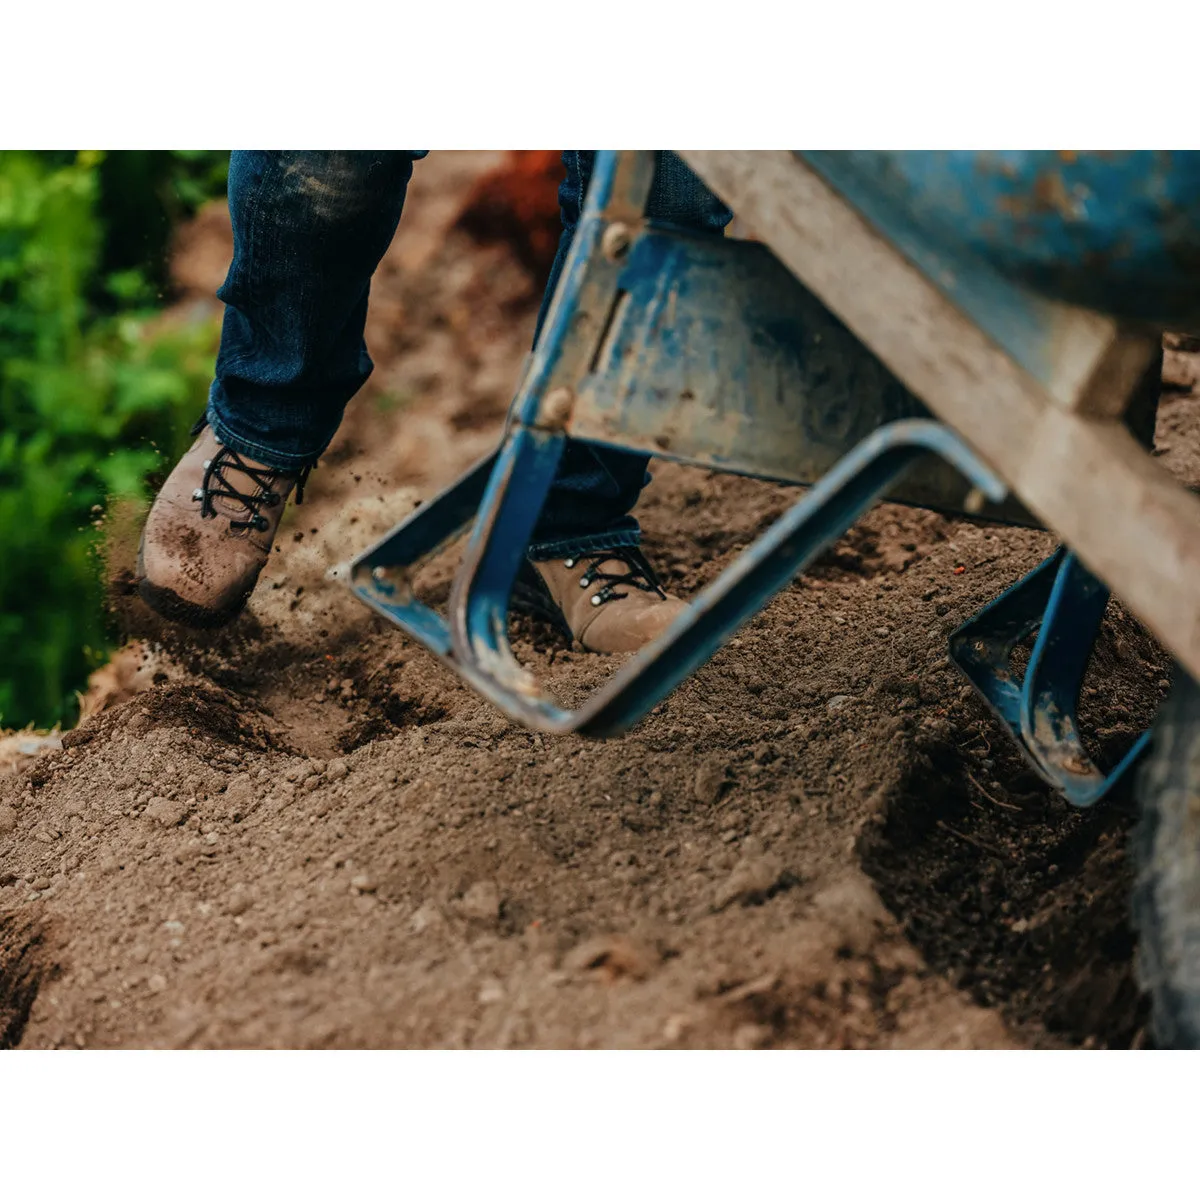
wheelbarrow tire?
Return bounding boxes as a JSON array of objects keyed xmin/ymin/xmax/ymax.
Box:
[{"xmin": 1134, "ymin": 668, "xmax": 1200, "ymax": 1048}]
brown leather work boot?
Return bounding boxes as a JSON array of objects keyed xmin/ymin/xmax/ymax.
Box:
[
  {"xmin": 136, "ymin": 424, "xmax": 309, "ymax": 628},
  {"xmin": 513, "ymin": 547, "xmax": 688, "ymax": 653}
]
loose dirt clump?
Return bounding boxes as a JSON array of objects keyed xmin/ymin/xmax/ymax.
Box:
[{"xmin": 2, "ymin": 152, "xmax": 1196, "ymax": 1049}]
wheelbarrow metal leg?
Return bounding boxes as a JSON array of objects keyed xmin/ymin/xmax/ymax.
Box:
[
  {"xmin": 949, "ymin": 549, "xmax": 1152, "ymax": 806},
  {"xmin": 446, "ymin": 418, "xmax": 1007, "ymax": 736}
]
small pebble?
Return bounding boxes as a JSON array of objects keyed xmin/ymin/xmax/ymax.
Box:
[
  {"xmin": 145, "ymin": 798, "xmax": 186, "ymax": 828},
  {"xmin": 223, "ymin": 775, "xmax": 258, "ymax": 818},
  {"xmin": 460, "ymin": 880, "xmax": 502, "ymax": 922},
  {"xmin": 326, "ymin": 759, "xmax": 349, "ymax": 781},
  {"xmin": 694, "ymin": 762, "xmax": 728, "ymax": 804},
  {"xmin": 732, "ymin": 1022, "xmax": 772, "ymax": 1050},
  {"xmin": 478, "ymin": 978, "xmax": 505, "ymax": 1005},
  {"xmin": 411, "ymin": 902, "xmax": 444, "ymax": 933},
  {"xmin": 350, "ymin": 873, "xmax": 376, "ymax": 893},
  {"xmin": 303, "ymin": 775, "xmax": 323, "ymax": 792},
  {"xmin": 714, "ymin": 852, "xmax": 784, "ymax": 910}
]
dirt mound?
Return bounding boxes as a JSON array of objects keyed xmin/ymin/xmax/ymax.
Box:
[{"xmin": 1, "ymin": 152, "xmax": 1195, "ymax": 1048}]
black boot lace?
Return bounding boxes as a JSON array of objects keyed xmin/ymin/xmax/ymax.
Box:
[
  {"xmin": 188, "ymin": 420, "xmax": 310, "ymax": 534},
  {"xmin": 563, "ymin": 546, "xmax": 668, "ymax": 609}
]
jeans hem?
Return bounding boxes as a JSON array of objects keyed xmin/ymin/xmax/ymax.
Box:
[
  {"xmin": 206, "ymin": 394, "xmax": 329, "ymax": 473},
  {"xmin": 527, "ymin": 526, "xmax": 642, "ymax": 561}
]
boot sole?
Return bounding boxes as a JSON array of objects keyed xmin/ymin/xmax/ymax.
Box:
[
  {"xmin": 136, "ymin": 578, "xmax": 246, "ymax": 630},
  {"xmin": 135, "ymin": 540, "xmax": 247, "ymax": 630}
]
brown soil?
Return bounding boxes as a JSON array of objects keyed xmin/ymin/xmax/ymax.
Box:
[{"xmin": 1, "ymin": 152, "xmax": 1195, "ymax": 1049}]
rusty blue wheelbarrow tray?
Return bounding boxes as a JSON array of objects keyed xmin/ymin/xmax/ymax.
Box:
[{"xmin": 343, "ymin": 150, "xmax": 1200, "ymax": 808}]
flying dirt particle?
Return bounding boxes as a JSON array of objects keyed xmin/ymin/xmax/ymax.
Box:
[{"xmin": 459, "ymin": 880, "xmax": 502, "ymax": 922}]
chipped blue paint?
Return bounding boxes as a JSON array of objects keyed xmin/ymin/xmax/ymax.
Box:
[{"xmin": 803, "ymin": 150, "xmax": 1200, "ymax": 331}]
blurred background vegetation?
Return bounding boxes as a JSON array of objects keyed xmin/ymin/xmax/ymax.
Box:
[{"xmin": 0, "ymin": 150, "xmax": 230, "ymax": 731}]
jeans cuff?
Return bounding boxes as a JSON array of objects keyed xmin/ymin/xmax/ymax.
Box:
[
  {"xmin": 527, "ymin": 526, "xmax": 642, "ymax": 561},
  {"xmin": 206, "ymin": 394, "xmax": 327, "ymax": 473}
]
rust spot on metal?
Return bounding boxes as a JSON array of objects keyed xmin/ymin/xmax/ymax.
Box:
[{"xmin": 1031, "ymin": 170, "xmax": 1080, "ymax": 221}]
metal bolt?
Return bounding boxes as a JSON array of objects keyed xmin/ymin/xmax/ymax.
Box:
[
  {"xmin": 541, "ymin": 386, "xmax": 575, "ymax": 428},
  {"xmin": 601, "ymin": 222, "xmax": 632, "ymax": 260}
]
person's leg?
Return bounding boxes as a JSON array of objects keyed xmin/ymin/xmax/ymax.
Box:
[
  {"xmin": 138, "ymin": 151, "xmax": 422, "ymax": 626},
  {"xmin": 209, "ymin": 151, "xmax": 422, "ymax": 469},
  {"xmin": 527, "ymin": 151, "xmax": 733, "ymax": 559},
  {"xmin": 516, "ymin": 152, "xmax": 733, "ymax": 652}
]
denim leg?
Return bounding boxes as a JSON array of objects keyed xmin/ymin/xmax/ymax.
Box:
[
  {"xmin": 527, "ymin": 151, "xmax": 733, "ymax": 560},
  {"xmin": 206, "ymin": 151, "xmax": 424, "ymax": 471}
]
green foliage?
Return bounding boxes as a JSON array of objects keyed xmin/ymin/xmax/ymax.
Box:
[{"xmin": 0, "ymin": 151, "xmax": 228, "ymax": 729}]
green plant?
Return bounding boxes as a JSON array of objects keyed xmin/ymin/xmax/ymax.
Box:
[{"xmin": 0, "ymin": 150, "xmax": 227, "ymax": 729}]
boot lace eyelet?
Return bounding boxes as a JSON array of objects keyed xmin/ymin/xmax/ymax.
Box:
[{"xmin": 194, "ymin": 446, "xmax": 312, "ymax": 533}]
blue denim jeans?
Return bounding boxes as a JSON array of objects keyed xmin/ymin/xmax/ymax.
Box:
[{"xmin": 207, "ymin": 151, "xmax": 731, "ymax": 558}]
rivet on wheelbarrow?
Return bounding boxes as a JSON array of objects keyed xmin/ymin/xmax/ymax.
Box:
[
  {"xmin": 601, "ymin": 221, "xmax": 631, "ymax": 260},
  {"xmin": 539, "ymin": 387, "xmax": 575, "ymax": 429}
]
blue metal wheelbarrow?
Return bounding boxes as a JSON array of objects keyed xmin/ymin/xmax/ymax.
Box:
[{"xmin": 346, "ymin": 150, "xmax": 1200, "ymax": 1047}]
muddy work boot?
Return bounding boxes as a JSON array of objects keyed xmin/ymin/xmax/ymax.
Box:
[
  {"xmin": 514, "ymin": 547, "xmax": 688, "ymax": 653},
  {"xmin": 136, "ymin": 424, "xmax": 309, "ymax": 628}
]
